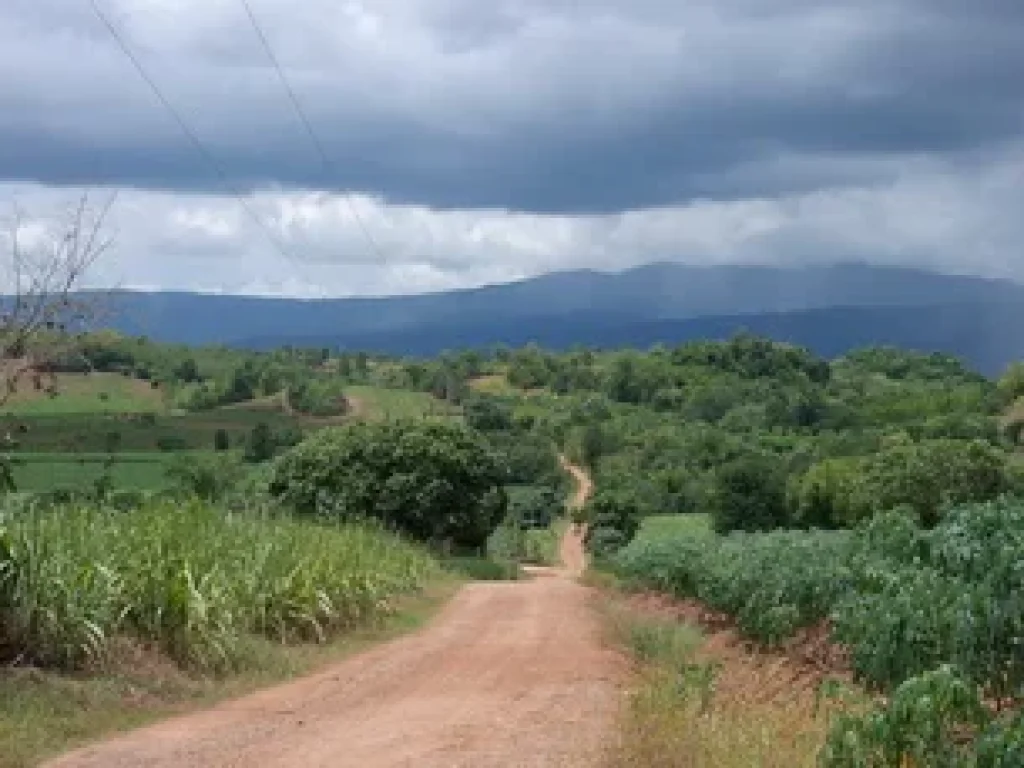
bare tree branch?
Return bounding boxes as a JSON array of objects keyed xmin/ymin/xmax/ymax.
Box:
[{"xmin": 0, "ymin": 191, "xmax": 116, "ymax": 409}]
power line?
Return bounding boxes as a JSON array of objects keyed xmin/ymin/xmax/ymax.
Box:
[
  {"xmin": 236, "ymin": 0, "xmax": 388, "ymax": 263},
  {"xmin": 87, "ymin": 0, "xmax": 311, "ymax": 274}
]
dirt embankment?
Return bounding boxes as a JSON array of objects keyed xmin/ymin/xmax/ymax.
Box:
[{"xmin": 47, "ymin": 460, "xmax": 620, "ymax": 768}]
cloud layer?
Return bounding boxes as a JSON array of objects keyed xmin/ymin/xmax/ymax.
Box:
[{"xmin": 0, "ymin": 0, "xmax": 1022, "ymax": 295}]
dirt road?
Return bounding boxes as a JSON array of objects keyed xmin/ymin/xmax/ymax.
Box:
[{"xmin": 48, "ymin": 461, "xmax": 620, "ymax": 768}]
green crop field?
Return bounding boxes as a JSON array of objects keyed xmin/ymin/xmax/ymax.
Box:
[
  {"xmin": 615, "ymin": 501, "xmax": 1024, "ymax": 764},
  {"xmin": 0, "ymin": 499, "xmax": 438, "ymax": 672},
  {"xmin": 6, "ymin": 452, "xmax": 216, "ymax": 492},
  {"xmin": 634, "ymin": 514, "xmax": 712, "ymax": 542},
  {"xmin": 345, "ymin": 385, "xmax": 459, "ymax": 422},
  {"xmin": 2, "ymin": 373, "xmax": 165, "ymax": 416},
  {"xmin": 1, "ymin": 408, "xmax": 301, "ymax": 454}
]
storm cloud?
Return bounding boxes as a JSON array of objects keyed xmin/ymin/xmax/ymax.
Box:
[{"xmin": 0, "ymin": 0, "xmax": 1022, "ymax": 294}]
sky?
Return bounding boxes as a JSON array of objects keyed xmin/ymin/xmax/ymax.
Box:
[{"xmin": 0, "ymin": 0, "xmax": 1022, "ymax": 297}]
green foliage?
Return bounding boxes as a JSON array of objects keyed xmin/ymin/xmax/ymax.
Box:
[
  {"xmin": 709, "ymin": 453, "xmax": 789, "ymax": 533},
  {"xmin": 821, "ymin": 666, "xmax": 1021, "ymax": 768},
  {"xmin": 787, "ymin": 438, "xmax": 1011, "ymax": 529},
  {"xmin": 156, "ymin": 435, "xmax": 189, "ymax": 451},
  {"xmin": 441, "ymin": 555, "xmax": 520, "ymax": 581},
  {"xmin": 244, "ymin": 422, "xmax": 276, "ymax": 463},
  {"xmin": 286, "ymin": 379, "xmax": 348, "ymax": 417},
  {"xmin": 463, "ymin": 395, "xmax": 514, "ymax": 432},
  {"xmin": 788, "ymin": 457, "xmax": 861, "ymax": 529},
  {"xmin": 857, "ymin": 437, "xmax": 1008, "ymax": 526},
  {"xmin": 833, "ymin": 501, "xmax": 1024, "ymax": 700},
  {"xmin": 164, "ymin": 453, "xmax": 245, "ymax": 502},
  {"xmin": 617, "ymin": 497, "xmax": 1024, "ymax": 705},
  {"xmin": 0, "ymin": 500, "xmax": 437, "ymax": 671},
  {"xmin": 583, "ymin": 490, "xmax": 641, "ymax": 556},
  {"xmin": 507, "ymin": 485, "xmax": 562, "ymax": 529},
  {"xmin": 486, "ymin": 485, "xmax": 564, "ymax": 565},
  {"xmin": 996, "ymin": 361, "xmax": 1024, "ymax": 405},
  {"xmin": 268, "ymin": 422, "xmax": 508, "ymax": 548}
]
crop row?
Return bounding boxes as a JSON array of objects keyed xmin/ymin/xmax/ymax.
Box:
[
  {"xmin": 615, "ymin": 498, "xmax": 1024, "ymax": 701},
  {"xmin": 0, "ymin": 500, "xmax": 438, "ymax": 671}
]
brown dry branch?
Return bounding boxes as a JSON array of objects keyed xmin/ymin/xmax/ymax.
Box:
[{"xmin": 0, "ymin": 191, "xmax": 117, "ymax": 409}]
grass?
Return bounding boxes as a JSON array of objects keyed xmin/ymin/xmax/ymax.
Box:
[
  {"xmin": 602, "ymin": 512, "xmax": 853, "ymax": 767},
  {"xmin": 1, "ymin": 384, "xmax": 450, "ymax": 457},
  {"xmin": 344, "ymin": 385, "xmax": 459, "ymax": 422},
  {"xmin": 7, "ymin": 452, "xmax": 201, "ymax": 492},
  {"xmin": 603, "ymin": 600, "xmax": 835, "ymax": 768},
  {"xmin": 0, "ymin": 407, "xmax": 301, "ymax": 456},
  {"xmin": 1, "ymin": 373, "xmax": 165, "ymax": 415},
  {"xmin": 522, "ymin": 520, "xmax": 566, "ymax": 566},
  {"xmin": 0, "ymin": 500, "xmax": 439, "ymax": 671},
  {"xmin": 0, "ymin": 582, "xmax": 457, "ymax": 768},
  {"xmin": 441, "ymin": 555, "xmax": 521, "ymax": 581},
  {"xmin": 467, "ymin": 374, "xmax": 515, "ymax": 395},
  {"xmin": 636, "ymin": 513, "xmax": 713, "ymax": 542}
]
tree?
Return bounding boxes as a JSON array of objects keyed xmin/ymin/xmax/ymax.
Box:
[
  {"xmin": 463, "ymin": 395, "xmax": 513, "ymax": 432},
  {"xmin": 859, "ymin": 438, "xmax": 1008, "ymax": 527},
  {"xmin": 507, "ymin": 486, "xmax": 562, "ymax": 529},
  {"xmin": 710, "ymin": 453, "xmax": 789, "ymax": 533},
  {"xmin": 244, "ymin": 422, "xmax": 275, "ymax": 463},
  {"xmin": 580, "ymin": 423, "xmax": 605, "ymax": 468},
  {"xmin": 173, "ymin": 357, "xmax": 200, "ymax": 383},
  {"xmin": 996, "ymin": 362, "xmax": 1024, "ymax": 406},
  {"xmin": 1, "ymin": 194, "xmax": 114, "ymax": 486},
  {"xmin": 268, "ymin": 422, "xmax": 508, "ymax": 548},
  {"xmin": 1, "ymin": 192, "xmax": 115, "ymax": 405},
  {"xmin": 213, "ymin": 428, "xmax": 231, "ymax": 451},
  {"xmin": 582, "ymin": 491, "xmax": 641, "ymax": 556},
  {"xmin": 789, "ymin": 457, "xmax": 864, "ymax": 529}
]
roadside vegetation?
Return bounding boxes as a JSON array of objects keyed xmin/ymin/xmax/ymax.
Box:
[{"xmin": 603, "ymin": 602, "xmax": 835, "ymax": 768}]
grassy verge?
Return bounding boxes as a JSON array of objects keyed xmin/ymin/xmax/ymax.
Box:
[
  {"xmin": 602, "ymin": 596, "xmax": 836, "ymax": 768},
  {"xmin": 0, "ymin": 582, "xmax": 457, "ymax": 768},
  {"xmin": 441, "ymin": 555, "xmax": 521, "ymax": 581}
]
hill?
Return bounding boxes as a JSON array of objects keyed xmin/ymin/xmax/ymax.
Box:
[
  {"xmin": 235, "ymin": 301, "xmax": 1024, "ymax": 376},
  {"xmin": 97, "ymin": 261, "xmax": 1019, "ymax": 333},
  {"xmin": 33, "ymin": 261, "xmax": 1015, "ymax": 374}
]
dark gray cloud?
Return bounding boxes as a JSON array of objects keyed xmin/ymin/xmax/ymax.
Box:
[{"xmin": 0, "ymin": 0, "xmax": 1021, "ymax": 214}]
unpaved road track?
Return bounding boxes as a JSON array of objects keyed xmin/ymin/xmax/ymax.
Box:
[{"xmin": 48, "ymin": 461, "xmax": 620, "ymax": 768}]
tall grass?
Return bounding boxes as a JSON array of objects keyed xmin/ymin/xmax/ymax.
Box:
[
  {"xmin": 605, "ymin": 606, "xmax": 833, "ymax": 768},
  {"xmin": 0, "ymin": 500, "xmax": 438, "ymax": 672}
]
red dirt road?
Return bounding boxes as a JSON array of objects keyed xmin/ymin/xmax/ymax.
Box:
[{"xmin": 47, "ymin": 462, "xmax": 620, "ymax": 768}]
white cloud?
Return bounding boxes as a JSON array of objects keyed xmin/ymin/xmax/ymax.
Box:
[{"xmin": 1, "ymin": 142, "xmax": 1020, "ymax": 297}]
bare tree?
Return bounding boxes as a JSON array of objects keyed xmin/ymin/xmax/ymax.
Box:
[{"xmin": 0, "ymin": 192, "xmax": 117, "ymax": 409}]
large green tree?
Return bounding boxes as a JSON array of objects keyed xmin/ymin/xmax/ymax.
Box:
[
  {"xmin": 710, "ymin": 453, "xmax": 790, "ymax": 533},
  {"xmin": 269, "ymin": 422, "xmax": 508, "ymax": 548}
]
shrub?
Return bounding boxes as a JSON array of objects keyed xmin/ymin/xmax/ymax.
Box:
[
  {"xmin": 213, "ymin": 428, "xmax": 231, "ymax": 451},
  {"xmin": 165, "ymin": 453, "xmax": 245, "ymax": 502},
  {"xmin": 269, "ymin": 422, "xmax": 508, "ymax": 548},
  {"xmin": 709, "ymin": 453, "xmax": 789, "ymax": 533},
  {"xmin": 583, "ymin": 490, "xmax": 641, "ymax": 556},
  {"xmin": 857, "ymin": 437, "xmax": 1008, "ymax": 526},
  {"xmin": 155, "ymin": 435, "xmax": 188, "ymax": 451}
]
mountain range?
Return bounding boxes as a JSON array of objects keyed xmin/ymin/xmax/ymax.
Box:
[{"xmin": 99, "ymin": 262, "xmax": 1024, "ymax": 375}]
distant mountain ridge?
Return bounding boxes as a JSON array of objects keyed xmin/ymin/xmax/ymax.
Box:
[{"xmin": 84, "ymin": 262, "xmax": 1024, "ymax": 374}]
